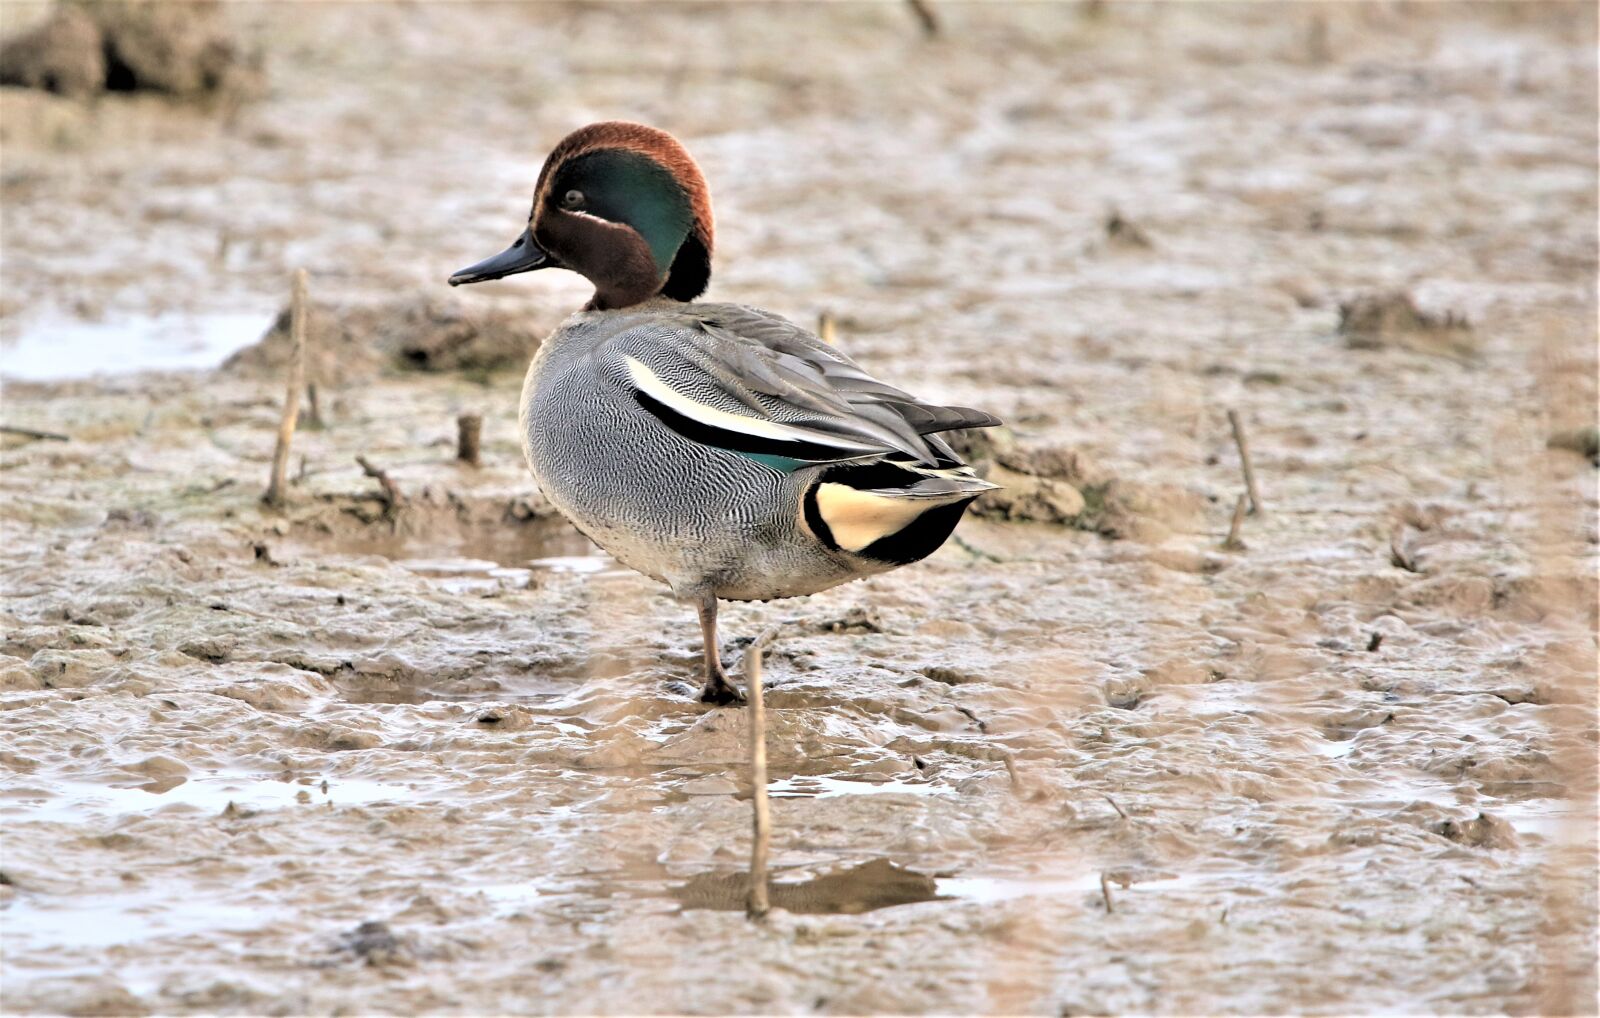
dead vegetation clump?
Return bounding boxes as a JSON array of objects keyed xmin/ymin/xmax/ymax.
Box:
[
  {"xmin": 0, "ymin": 0, "xmax": 259, "ymax": 100},
  {"xmin": 222, "ymin": 296, "xmax": 546, "ymax": 385},
  {"xmin": 1337, "ymin": 290, "xmax": 1477, "ymax": 360},
  {"xmin": 0, "ymin": 6, "xmax": 103, "ymax": 99},
  {"xmin": 1546, "ymin": 425, "xmax": 1599, "ymax": 465},
  {"xmin": 949, "ymin": 428, "xmax": 1202, "ymax": 539}
]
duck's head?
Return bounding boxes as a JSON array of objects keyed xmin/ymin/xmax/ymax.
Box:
[{"xmin": 448, "ymin": 121, "xmax": 714, "ymax": 311}]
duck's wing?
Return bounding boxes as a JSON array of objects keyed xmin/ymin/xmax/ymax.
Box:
[{"xmin": 596, "ymin": 304, "xmax": 1000, "ymax": 469}]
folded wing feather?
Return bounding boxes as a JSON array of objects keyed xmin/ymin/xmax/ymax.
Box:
[{"xmin": 603, "ymin": 304, "xmax": 1000, "ymax": 468}]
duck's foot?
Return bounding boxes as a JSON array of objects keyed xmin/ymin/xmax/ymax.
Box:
[
  {"xmin": 697, "ymin": 672, "xmax": 747, "ymax": 706},
  {"xmin": 693, "ymin": 593, "xmax": 747, "ymax": 706}
]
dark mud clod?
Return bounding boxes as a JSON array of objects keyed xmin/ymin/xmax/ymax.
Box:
[
  {"xmin": 337, "ymin": 920, "xmax": 413, "ymax": 967},
  {"xmin": 1429, "ymin": 812, "xmax": 1517, "ymax": 851},
  {"xmin": 816, "ymin": 607, "xmax": 883, "ymax": 634},
  {"xmin": 1104, "ymin": 209, "xmax": 1153, "ymax": 250},
  {"xmin": 921, "ymin": 665, "xmax": 978, "ymax": 686}
]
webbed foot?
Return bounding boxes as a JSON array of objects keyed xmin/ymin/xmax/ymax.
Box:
[{"xmin": 697, "ymin": 671, "xmax": 747, "ymax": 706}]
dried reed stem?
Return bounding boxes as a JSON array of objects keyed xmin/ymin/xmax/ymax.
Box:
[
  {"xmin": 0, "ymin": 425, "xmax": 69, "ymax": 442},
  {"xmin": 1227, "ymin": 408, "xmax": 1263, "ymax": 515},
  {"xmin": 906, "ymin": 0, "xmax": 940, "ymax": 36},
  {"xmin": 264, "ymin": 269, "xmax": 308, "ymax": 507},
  {"xmin": 744, "ymin": 627, "xmax": 781, "ymax": 921},
  {"xmin": 816, "ymin": 312, "xmax": 837, "ymax": 346},
  {"xmin": 355, "ymin": 455, "xmax": 404, "ymax": 510},
  {"xmin": 1222, "ymin": 493, "xmax": 1248, "ymax": 551},
  {"xmin": 304, "ymin": 382, "xmax": 324, "ymax": 430}
]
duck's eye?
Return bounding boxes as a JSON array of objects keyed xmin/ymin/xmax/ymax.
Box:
[{"xmin": 561, "ymin": 189, "xmax": 585, "ymax": 209}]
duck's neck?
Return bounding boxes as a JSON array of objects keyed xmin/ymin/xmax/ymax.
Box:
[
  {"xmin": 588, "ymin": 281, "xmax": 673, "ymax": 311},
  {"xmin": 581, "ymin": 227, "xmax": 676, "ymax": 311},
  {"xmin": 581, "ymin": 223, "xmax": 709, "ymax": 310}
]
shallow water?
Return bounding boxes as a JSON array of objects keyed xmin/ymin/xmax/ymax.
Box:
[
  {"xmin": 767, "ymin": 775, "xmax": 943, "ymax": 799},
  {"xmin": 0, "ymin": 773, "xmax": 412, "ymax": 824},
  {"xmin": 0, "ymin": 311, "xmax": 273, "ymax": 381}
]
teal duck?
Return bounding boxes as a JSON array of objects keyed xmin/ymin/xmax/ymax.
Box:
[{"xmin": 450, "ymin": 121, "xmax": 1000, "ymax": 704}]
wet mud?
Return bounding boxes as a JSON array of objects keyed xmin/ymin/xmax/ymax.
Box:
[{"xmin": 1, "ymin": 2, "xmax": 1597, "ymax": 1015}]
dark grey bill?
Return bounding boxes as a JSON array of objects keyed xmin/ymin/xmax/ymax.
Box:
[{"xmin": 448, "ymin": 226, "xmax": 549, "ymax": 285}]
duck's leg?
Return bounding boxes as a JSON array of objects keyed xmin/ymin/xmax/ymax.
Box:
[{"xmin": 695, "ymin": 593, "xmax": 746, "ymax": 706}]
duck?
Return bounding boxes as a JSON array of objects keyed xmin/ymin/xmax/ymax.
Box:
[{"xmin": 449, "ymin": 121, "xmax": 1001, "ymax": 705}]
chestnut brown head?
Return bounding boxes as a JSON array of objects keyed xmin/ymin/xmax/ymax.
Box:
[{"xmin": 449, "ymin": 122, "xmax": 714, "ymax": 311}]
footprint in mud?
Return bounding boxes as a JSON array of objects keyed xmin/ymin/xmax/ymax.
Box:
[{"xmin": 669, "ymin": 858, "xmax": 942, "ymax": 915}]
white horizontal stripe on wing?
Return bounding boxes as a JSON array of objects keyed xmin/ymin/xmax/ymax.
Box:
[{"xmin": 624, "ymin": 355, "xmax": 884, "ymax": 454}]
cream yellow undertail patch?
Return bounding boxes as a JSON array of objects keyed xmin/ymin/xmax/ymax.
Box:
[{"xmin": 815, "ymin": 483, "xmax": 962, "ymax": 553}]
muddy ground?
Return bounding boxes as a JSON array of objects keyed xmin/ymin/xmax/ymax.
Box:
[{"xmin": 2, "ymin": 3, "xmax": 1597, "ymax": 1015}]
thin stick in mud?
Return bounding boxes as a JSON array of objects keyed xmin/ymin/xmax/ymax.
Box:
[
  {"xmin": 816, "ymin": 312, "xmax": 837, "ymax": 346},
  {"xmin": 906, "ymin": 0, "xmax": 940, "ymax": 36},
  {"xmin": 304, "ymin": 382, "xmax": 324, "ymax": 430},
  {"xmin": 0, "ymin": 425, "xmax": 69, "ymax": 442},
  {"xmin": 264, "ymin": 269, "xmax": 309, "ymax": 507},
  {"xmin": 356, "ymin": 455, "xmax": 405, "ymax": 511},
  {"xmin": 457, "ymin": 414, "xmax": 482, "ymax": 466},
  {"xmin": 1222, "ymin": 493, "xmax": 1248, "ymax": 551},
  {"xmin": 744, "ymin": 628, "xmax": 780, "ymax": 921},
  {"xmin": 1227, "ymin": 408, "xmax": 1263, "ymax": 515}
]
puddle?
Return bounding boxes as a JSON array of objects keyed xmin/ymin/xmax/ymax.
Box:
[
  {"xmin": 937, "ymin": 870, "xmax": 1210, "ymax": 904},
  {"xmin": 0, "ymin": 312, "xmax": 274, "ymax": 381},
  {"xmin": 478, "ymin": 882, "xmax": 546, "ymax": 914},
  {"xmin": 290, "ymin": 515, "xmax": 613, "ymax": 592},
  {"xmin": 0, "ymin": 773, "xmax": 410, "ymax": 823},
  {"xmin": 671, "ymin": 859, "xmax": 943, "ymax": 915},
  {"xmin": 1497, "ymin": 799, "xmax": 1593, "ymax": 847},
  {"xmin": 392, "ymin": 557, "xmax": 536, "ymax": 595},
  {"xmin": 1310, "ymin": 739, "xmax": 1359, "ymax": 759},
  {"xmin": 665, "ymin": 862, "xmax": 1224, "ymax": 915},
  {"xmin": 768, "ymin": 776, "xmax": 944, "ymax": 799},
  {"xmin": 2, "ymin": 888, "xmax": 278, "ymax": 952},
  {"xmin": 524, "ymin": 555, "xmax": 614, "ymax": 574}
]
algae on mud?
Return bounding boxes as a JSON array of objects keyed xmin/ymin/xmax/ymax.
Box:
[{"xmin": 2, "ymin": 2, "xmax": 1598, "ymax": 1015}]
